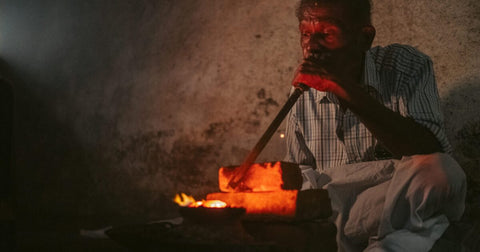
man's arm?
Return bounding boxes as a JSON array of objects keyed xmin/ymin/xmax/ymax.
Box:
[
  {"xmin": 293, "ymin": 55, "xmax": 445, "ymax": 159},
  {"xmin": 335, "ymin": 82, "xmax": 443, "ymax": 158}
]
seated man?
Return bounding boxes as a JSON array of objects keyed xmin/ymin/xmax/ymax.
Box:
[{"xmin": 285, "ymin": 0, "xmax": 466, "ymax": 251}]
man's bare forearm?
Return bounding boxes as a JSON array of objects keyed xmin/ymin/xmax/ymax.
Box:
[{"xmin": 336, "ymin": 83, "xmax": 443, "ymax": 158}]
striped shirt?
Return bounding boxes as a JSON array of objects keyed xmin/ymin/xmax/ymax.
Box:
[{"xmin": 285, "ymin": 44, "xmax": 451, "ymax": 171}]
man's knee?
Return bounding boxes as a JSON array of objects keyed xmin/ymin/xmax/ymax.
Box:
[
  {"xmin": 408, "ymin": 152, "xmax": 465, "ymax": 189},
  {"xmin": 404, "ymin": 152, "xmax": 466, "ymax": 218}
]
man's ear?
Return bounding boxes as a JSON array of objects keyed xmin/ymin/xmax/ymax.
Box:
[{"xmin": 359, "ymin": 25, "xmax": 376, "ymax": 51}]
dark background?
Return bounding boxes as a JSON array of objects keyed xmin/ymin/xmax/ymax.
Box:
[{"xmin": 0, "ymin": 0, "xmax": 479, "ymax": 249}]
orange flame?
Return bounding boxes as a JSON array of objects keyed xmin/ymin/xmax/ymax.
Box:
[
  {"xmin": 173, "ymin": 193, "xmax": 196, "ymax": 207},
  {"xmin": 174, "ymin": 193, "xmax": 227, "ymax": 208}
]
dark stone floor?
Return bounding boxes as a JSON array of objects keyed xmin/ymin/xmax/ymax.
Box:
[{"xmin": 6, "ymin": 219, "xmax": 480, "ymax": 252}]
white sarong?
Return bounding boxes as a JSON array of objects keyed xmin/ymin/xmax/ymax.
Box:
[{"xmin": 301, "ymin": 153, "xmax": 466, "ymax": 251}]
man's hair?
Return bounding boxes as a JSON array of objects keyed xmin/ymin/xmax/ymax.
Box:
[{"xmin": 296, "ymin": 0, "xmax": 372, "ymax": 25}]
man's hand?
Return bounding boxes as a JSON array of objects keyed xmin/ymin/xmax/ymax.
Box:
[
  {"xmin": 292, "ymin": 58, "xmax": 339, "ymax": 92},
  {"xmin": 292, "ymin": 54, "xmax": 360, "ymax": 101}
]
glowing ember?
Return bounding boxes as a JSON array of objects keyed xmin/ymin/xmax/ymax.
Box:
[
  {"xmin": 203, "ymin": 200, "xmax": 227, "ymax": 208},
  {"xmin": 190, "ymin": 201, "xmax": 204, "ymax": 207},
  {"xmin": 218, "ymin": 162, "xmax": 302, "ymax": 192},
  {"xmin": 174, "ymin": 193, "xmax": 227, "ymax": 208},
  {"xmin": 207, "ymin": 190, "xmax": 298, "ymax": 216},
  {"xmin": 219, "ymin": 162, "xmax": 284, "ymax": 192}
]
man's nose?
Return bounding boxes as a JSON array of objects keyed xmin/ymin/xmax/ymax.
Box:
[{"xmin": 305, "ymin": 34, "xmax": 324, "ymax": 51}]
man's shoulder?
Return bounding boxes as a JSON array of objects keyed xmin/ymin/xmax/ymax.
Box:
[
  {"xmin": 368, "ymin": 44, "xmax": 432, "ymax": 73},
  {"xmin": 368, "ymin": 44, "xmax": 431, "ymax": 61}
]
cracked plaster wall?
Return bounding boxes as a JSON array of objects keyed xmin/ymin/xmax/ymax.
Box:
[{"xmin": 0, "ymin": 0, "xmax": 478, "ymax": 226}]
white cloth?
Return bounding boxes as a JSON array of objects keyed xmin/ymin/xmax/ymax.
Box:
[
  {"xmin": 301, "ymin": 165, "xmax": 321, "ymax": 190},
  {"xmin": 302, "ymin": 153, "xmax": 466, "ymax": 251}
]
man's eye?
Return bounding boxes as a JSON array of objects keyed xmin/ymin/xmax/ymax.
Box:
[
  {"xmin": 302, "ymin": 32, "xmax": 310, "ymax": 37},
  {"xmin": 323, "ymin": 27, "xmax": 337, "ymax": 37}
]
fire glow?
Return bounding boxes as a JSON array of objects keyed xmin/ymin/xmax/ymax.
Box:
[{"xmin": 174, "ymin": 193, "xmax": 227, "ymax": 208}]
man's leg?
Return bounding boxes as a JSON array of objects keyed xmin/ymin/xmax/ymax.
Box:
[
  {"xmin": 322, "ymin": 159, "xmax": 396, "ymax": 252},
  {"xmin": 366, "ymin": 153, "xmax": 466, "ymax": 251}
]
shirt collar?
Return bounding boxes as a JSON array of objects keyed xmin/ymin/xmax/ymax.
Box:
[{"xmin": 314, "ymin": 49, "xmax": 380, "ymax": 104}]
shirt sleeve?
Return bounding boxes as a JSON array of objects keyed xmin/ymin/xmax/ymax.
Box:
[{"xmin": 401, "ymin": 57, "xmax": 452, "ymax": 154}]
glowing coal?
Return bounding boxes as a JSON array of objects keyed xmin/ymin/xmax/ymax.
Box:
[{"xmin": 174, "ymin": 193, "xmax": 227, "ymax": 208}]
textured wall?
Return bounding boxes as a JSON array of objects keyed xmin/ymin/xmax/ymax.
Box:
[{"xmin": 0, "ymin": 0, "xmax": 478, "ymax": 228}]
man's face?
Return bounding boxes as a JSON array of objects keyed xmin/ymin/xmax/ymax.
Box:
[{"xmin": 299, "ymin": 4, "xmax": 359, "ymax": 63}]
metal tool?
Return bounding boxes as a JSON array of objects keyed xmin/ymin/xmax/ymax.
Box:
[{"xmin": 227, "ymin": 83, "xmax": 310, "ymax": 190}]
